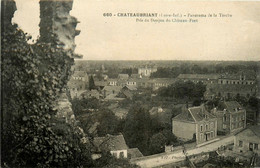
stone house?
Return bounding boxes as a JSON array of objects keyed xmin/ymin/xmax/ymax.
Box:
[
  {"xmin": 102, "ymin": 86, "xmax": 122, "ymax": 98},
  {"xmin": 92, "ymin": 134, "xmax": 143, "ymax": 160},
  {"xmin": 234, "ymin": 125, "xmax": 260, "ymax": 154},
  {"xmin": 212, "ymin": 101, "xmax": 246, "ymax": 135},
  {"xmin": 172, "ymin": 105, "xmax": 217, "ymax": 144},
  {"xmin": 93, "ymin": 134, "xmax": 128, "ymax": 159},
  {"xmin": 108, "ymin": 79, "xmax": 118, "ymax": 86}
]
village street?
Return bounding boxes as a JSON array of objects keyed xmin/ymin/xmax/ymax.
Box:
[{"xmin": 131, "ymin": 135, "xmax": 235, "ymax": 168}]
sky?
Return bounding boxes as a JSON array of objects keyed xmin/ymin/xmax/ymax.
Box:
[{"xmin": 12, "ymin": 0, "xmax": 260, "ymax": 61}]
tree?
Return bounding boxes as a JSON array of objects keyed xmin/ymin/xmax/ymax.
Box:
[
  {"xmin": 89, "ymin": 75, "xmax": 96, "ymax": 90},
  {"xmin": 96, "ymin": 109, "xmax": 120, "ymax": 136},
  {"xmin": 149, "ymin": 133, "xmax": 167, "ymax": 155},
  {"xmin": 123, "ymin": 104, "xmax": 152, "ymax": 155}
]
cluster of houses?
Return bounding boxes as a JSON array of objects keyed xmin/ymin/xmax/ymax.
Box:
[
  {"xmin": 68, "ymin": 65, "xmax": 259, "ymax": 165},
  {"xmin": 172, "ymin": 101, "xmax": 260, "ymax": 163},
  {"xmin": 172, "ymin": 101, "xmax": 247, "ymax": 145},
  {"xmin": 68, "ymin": 65, "xmax": 258, "ymax": 102}
]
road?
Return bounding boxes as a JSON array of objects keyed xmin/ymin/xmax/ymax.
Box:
[{"xmin": 131, "ymin": 135, "xmax": 234, "ymax": 168}]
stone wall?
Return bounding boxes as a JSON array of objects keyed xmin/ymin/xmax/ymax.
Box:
[{"xmin": 39, "ymin": 0, "xmax": 80, "ymax": 54}]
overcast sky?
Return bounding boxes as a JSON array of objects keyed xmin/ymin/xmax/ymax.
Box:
[{"xmin": 13, "ymin": 0, "xmax": 260, "ymax": 61}]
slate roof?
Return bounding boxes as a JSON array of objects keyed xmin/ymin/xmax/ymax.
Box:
[
  {"xmin": 173, "ymin": 105, "xmax": 216, "ymax": 123},
  {"xmin": 177, "ymin": 74, "xmax": 220, "ymax": 80},
  {"xmin": 93, "ymin": 134, "xmax": 128, "ymax": 151},
  {"xmin": 73, "ymin": 71, "xmax": 87, "ymax": 77},
  {"xmin": 173, "ymin": 106, "xmax": 195, "ymax": 122},
  {"xmin": 223, "ymin": 101, "xmax": 243, "ymax": 112},
  {"xmin": 123, "ymin": 85, "xmax": 137, "ymax": 91},
  {"xmin": 120, "ymin": 90, "xmax": 133, "ymax": 99},
  {"xmin": 248, "ymin": 125, "xmax": 260, "ymax": 137},
  {"xmin": 188, "ymin": 106, "xmax": 216, "ymax": 122},
  {"xmin": 236, "ymin": 125, "xmax": 260, "ymax": 138},
  {"xmin": 127, "ymin": 148, "xmax": 143, "ymax": 159}
]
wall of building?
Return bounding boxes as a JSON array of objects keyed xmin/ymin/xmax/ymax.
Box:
[
  {"xmin": 234, "ymin": 129, "xmax": 260, "ymax": 155},
  {"xmin": 111, "ymin": 149, "xmax": 128, "ymax": 158},
  {"xmin": 196, "ymin": 119, "xmax": 217, "ymax": 144},
  {"xmin": 172, "ymin": 120, "xmax": 196, "ymax": 140},
  {"xmin": 230, "ymin": 111, "xmax": 246, "ymax": 133}
]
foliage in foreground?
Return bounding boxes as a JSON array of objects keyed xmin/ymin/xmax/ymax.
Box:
[{"xmin": 1, "ymin": 23, "xmax": 137, "ymax": 167}]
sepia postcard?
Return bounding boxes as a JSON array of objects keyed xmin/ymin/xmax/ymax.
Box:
[{"xmin": 1, "ymin": 0, "xmax": 260, "ymax": 167}]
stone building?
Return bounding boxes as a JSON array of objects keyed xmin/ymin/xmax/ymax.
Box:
[
  {"xmin": 234, "ymin": 125, "xmax": 260, "ymax": 154},
  {"xmin": 138, "ymin": 65, "xmax": 157, "ymax": 77},
  {"xmin": 218, "ymin": 74, "xmax": 255, "ymax": 85},
  {"xmin": 212, "ymin": 101, "xmax": 246, "ymax": 135},
  {"xmin": 177, "ymin": 74, "xmax": 220, "ymax": 84},
  {"xmin": 172, "ymin": 105, "xmax": 217, "ymax": 145}
]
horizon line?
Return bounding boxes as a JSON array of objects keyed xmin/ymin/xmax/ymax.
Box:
[{"xmin": 74, "ymin": 59, "xmax": 260, "ymax": 62}]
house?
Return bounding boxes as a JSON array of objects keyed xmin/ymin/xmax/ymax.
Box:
[
  {"xmin": 177, "ymin": 74, "xmax": 220, "ymax": 84},
  {"xmin": 67, "ymin": 71, "xmax": 89, "ymax": 98},
  {"xmin": 172, "ymin": 105, "xmax": 217, "ymax": 145},
  {"xmin": 126, "ymin": 79, "xmax": 137, "ymax": 86},
  {"xmin": 212, "ymin": 101, "xmax": 246, "ymax": 135},
  {"xmin": 102, "ymin": 86, "xmax": 122, "ymax": 97},
  {"xmin": 138, "ymin": 65, "xmax": 157, "ymax": 77},
  {"xmin": 234, "ymin": 125, "xmax": 260, "ymax": 154},
  {"xmin": 71, "ymin": 70, "xmax": 89, "ymax": 82},
  {"xmin": 108, "ymin": 79, "xmax": 118, "ymax": 86},
  {"xmin": 93, "ymin": 134, "xmax": 129, "ymax": 159}
]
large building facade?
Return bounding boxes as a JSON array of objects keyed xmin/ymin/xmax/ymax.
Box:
[{"xmin": 212, "ymin": 101, "xmax": 246, "ymax": 135}]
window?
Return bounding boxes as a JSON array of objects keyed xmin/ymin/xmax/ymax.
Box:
[
  {"xmin": 239, "ymin": 140, "xmax": 243, "ymax": 147},
  {"xmin": 249, "ymin": 143, "xmax": 253, "ymax": 151},
  {"xmin": 200, "ymin": 125, "xmax": 203, "ymax": 132},
  {"xmin": 254, "ymin": 144, "xmax": 258, "ymax": 150},
  {"xmin": 210, "ymin": 122, "xmax": 214, "ymax": 129},
  {"xmin": 112, "ymin": 152, "xmax": 117, "ymax": 157},
  {"xmin": 119, "ymin": 152, "xmax": 124, "ymax": 158},
  {"xmin": 223, "ymin": 124, "xmax": 227, "ymax": 129},
  {"xmin": 223, "ymin": 114, "xmax": 227, "ymax": 122},
  {"xmin": 206, "ymin": 124, "xmax": 209, "ymax": 131}
]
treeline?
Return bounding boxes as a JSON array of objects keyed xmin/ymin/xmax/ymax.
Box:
[
  {"xmin": 151, "ymin": 63, "xmax": 258, "ymax": 78},
  {"xmin": 157, "ymin": 81, "xmax": 206, "ymax": 100}
]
